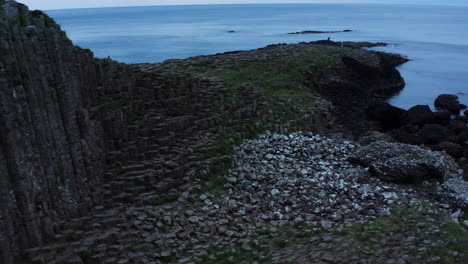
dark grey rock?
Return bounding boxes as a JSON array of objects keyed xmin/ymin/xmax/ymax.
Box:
[
  {"xmin": 401, "ymin": 105, "xmax": 434, "ymax": 125},
  {"xmin": 433, "ymin": 111, "xmax": 451, "ymax": 125},
  {"xmin": 420, "ymin": 124, "xmax": 449, "ymax": 144},
  {"xmin": 367, "ymin": 102, "xmax": 406, "ymax": 129},
  {"xmin": 437, "ymin": 142, "xmax": 463, "ymax": 158},
  {"xmin": 349, "ymin": 141, "xmax": 459, "ymax": 184},
  {"xmin": 435, "ymin": 94, "xmax": 462, "ymax": 113}
]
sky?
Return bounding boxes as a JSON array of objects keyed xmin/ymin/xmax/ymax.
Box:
[{"xmin": 18, "ymin": 0, "xmax": 468, "ymax": 10}]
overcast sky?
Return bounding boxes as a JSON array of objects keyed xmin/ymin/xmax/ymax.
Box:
[{"xmin": 19, "ymin": 0, "xmax": 468, "ymax": 10}]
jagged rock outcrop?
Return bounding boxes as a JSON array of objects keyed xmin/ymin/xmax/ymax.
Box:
[
  {"xmin": 435, "ymin": 94, "xmax": 466, "ymax": 114},
  {"xmin": 302, "ymin": 46, "xmax": 408, "ymax": 135}
]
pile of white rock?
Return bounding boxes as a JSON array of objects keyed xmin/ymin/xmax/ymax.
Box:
[{"xmin": 212, "ymin": 132, "xmax": 422, "ymax": 229}]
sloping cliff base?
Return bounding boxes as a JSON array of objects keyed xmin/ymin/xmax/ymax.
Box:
[{"xmin": 0, "ymin": 1, "xmax": 467, "ymax": 263}]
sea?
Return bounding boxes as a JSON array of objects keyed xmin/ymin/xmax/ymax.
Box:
[{"xmin": 47, "ymin": 4, "xmax": 468, "ymax": 110}]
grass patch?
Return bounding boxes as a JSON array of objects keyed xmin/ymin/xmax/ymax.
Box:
[
  {"xmin": 17, "ymin": 61, "xmax": 29, "ymax": 79},
  {"xmin": 196, "ymin": 242, "xmax": 270, "ymax": 264},
  {"xmin": 149, "ymin": 193, "xmax": 180, "ymax": 206},
  {"xmin": 258, "ymin": 205, "xmax": 467, "ymax": 263},
  {"xmin": 98, "ymin": 95, "xmax": 125, "ymax": 113},
  {"xmin": 184, "ymin": 47, "xmax": 343, "ymax": 108},
  {"xmin": 18, "ymin": 11, "xmax": 27, "ymax": 27},
  {"xmin": 30, "ymin": 10, "xmax": 56, "ymax": 28},
  {"xmin": 429, "ymin": 222, "xmax": 468, "ymax": 263},
  {"xmin": 54, "ymin": 164, "xmax": 66, "ymax": 183},
  {"xmin": 197, "ymin": 168, "xmax": 229, "ymax": 199}
]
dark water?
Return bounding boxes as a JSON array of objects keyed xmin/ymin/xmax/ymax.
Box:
[{"xmin": 47, "ymin": 4, "xmax": 468, "ymax": 109}]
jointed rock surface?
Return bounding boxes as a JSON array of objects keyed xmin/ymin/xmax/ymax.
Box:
[{"xmin": 0, "ymin": 1, "xmax": 467, "ymax": 263}]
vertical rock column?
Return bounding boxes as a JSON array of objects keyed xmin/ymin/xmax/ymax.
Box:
[{"xmin": 0, "ymin": 2, "xmax": 127, "ymax": 262}]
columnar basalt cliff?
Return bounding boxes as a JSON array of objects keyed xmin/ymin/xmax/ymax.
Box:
[
  {"xmin": 0, "ymin": 1, "xmax": 424, "ymax": 263},
  {"xmin": 0, "ymin": 1, "xmax": 134, "ymax": 262}
]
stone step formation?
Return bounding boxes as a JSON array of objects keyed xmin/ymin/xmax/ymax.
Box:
[{"xmin": 14, "ymin": 56, "xmax": 331, "ymax": 264}]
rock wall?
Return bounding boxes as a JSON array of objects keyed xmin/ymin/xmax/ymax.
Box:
[{"xmin": 0, "ymin": 1, "xmax": 134, "ymax": 262}]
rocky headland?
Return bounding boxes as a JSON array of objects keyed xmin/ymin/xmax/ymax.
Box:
[{"xmin": 0, "ymin": 1, "xmax": 467, "ymax": 264}]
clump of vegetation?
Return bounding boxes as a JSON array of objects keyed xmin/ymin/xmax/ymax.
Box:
[
  {"xmin": 243, "ymin": 204, "xmax": 467, "ymax": 263},
  {"xmin": 196, "ymin": 242, "xmax": 270, "ymax": 264},
  {"xmin": 18, "ymin": 11, "xmax": 27, "ymax": 27},
  {"xmin": 54, "ymin": 164, "xmax": 66, "ymax": 183},
  {"xmin": 74, "ymin": 44, "xmax": 94, "ymax": 57},
  {"xmin": 17, "ymin": 61, "xmax": 29, "ymax": 78},
  {"xmin": 149, "ymin": 193, "xmax": 180, "ymax": 206},
  {"xmin": 30, "ymin": 10, "xmax": 56, "ymax": 28},
  {"xmin": 98, "ymin": 95, "xmax": 125, "ymax": 113}
]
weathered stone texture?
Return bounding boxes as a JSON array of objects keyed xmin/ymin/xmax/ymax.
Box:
[{"xmin": 0, "ymin": 2, "xmax": 130, "ymax": 262}]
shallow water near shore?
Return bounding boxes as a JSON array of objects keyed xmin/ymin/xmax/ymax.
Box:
[{"xmin": 47, "ymin": 3, "xmax": 468, "ymax": 109}]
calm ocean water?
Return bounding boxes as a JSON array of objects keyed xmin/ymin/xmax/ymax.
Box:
[{"xmin": 47, "ymin": 4, "xmax": 468, "ymax": 109}]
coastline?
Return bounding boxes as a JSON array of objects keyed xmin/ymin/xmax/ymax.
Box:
[{"xmin": 1, "ymin": 1, "xmax": 467, "ymax": 263}]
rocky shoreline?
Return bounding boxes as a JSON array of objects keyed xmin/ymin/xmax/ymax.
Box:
[
  {"xmin": 368, "ymin": 94, "xmax": 468, "ymax": 181},
  {"xmin": 0, "ymin": 1, "xmax": 467, "ymax": 263}
]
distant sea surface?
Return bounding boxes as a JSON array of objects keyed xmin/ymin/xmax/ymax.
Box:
[{"xmin": 47, "ymin": 4, "xmax": 468, "ymax": 109}]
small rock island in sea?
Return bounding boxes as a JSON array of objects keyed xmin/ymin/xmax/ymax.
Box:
[
  {"xmin": 0, "ymin": 1, "xmax": 466, "ymax": 263},
  {"xmin": 288, "ymin": 29, "xmax": 353, "ymax": 34}
]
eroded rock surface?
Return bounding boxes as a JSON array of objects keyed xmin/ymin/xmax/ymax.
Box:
[{"xmin": 349, "ymin": 141, "xmax": 459, "ymax": 184}]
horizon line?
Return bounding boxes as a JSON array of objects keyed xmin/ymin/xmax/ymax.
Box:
[{"xmin": 42, "ymin": 2, "xmax": 466, "ymax": 11}]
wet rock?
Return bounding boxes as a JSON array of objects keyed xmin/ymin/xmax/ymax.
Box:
[
  {"xmin": 448, "ymin": 119, "xmax": 467, "ymax": 134},
  {"xmin": 435, "ymin": 94, "xmax": 463, "ymax": 114},
  {"xmin": 367, "ymin": 102, "xmax": 405, "ymax": 129},
  {"xmin": 433, "ymin": 111, "xmax": 451, "ymax": 125},
  {"xmin": 419, "ymin": 124, "xmax": 449, "ymax": 144},
  {"xmin": 401, "ymin": 105, "xmax": 434, "ymax": 125}
]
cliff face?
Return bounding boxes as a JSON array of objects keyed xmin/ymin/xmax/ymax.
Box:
[{"xmin": 0, "ymin": 1, "xmax": 133, "ymax": 262}]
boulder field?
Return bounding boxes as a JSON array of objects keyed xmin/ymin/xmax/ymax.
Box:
[{"xmin": 0, "ymin": 1, "xmax": 467, "ymax": 263}]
